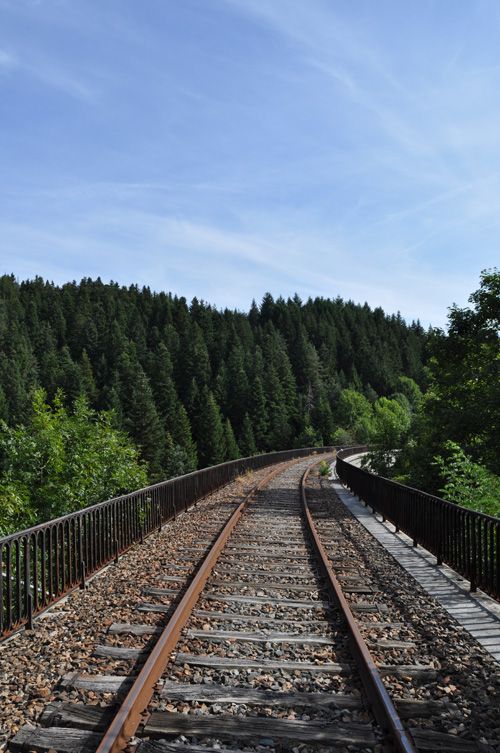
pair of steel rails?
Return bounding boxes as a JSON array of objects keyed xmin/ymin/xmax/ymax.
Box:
[{"xmin": 93, "ymin": 456, "xmax": 417, "ymax": 753}]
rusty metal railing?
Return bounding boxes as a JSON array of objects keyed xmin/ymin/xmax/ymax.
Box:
[
  {"xmin": 0, "ymin": 446, "xmax": 333, "ymax": 640},
  {"xmin": 336, "ymin": 450, "xmax": 500, "ymax": 601}
]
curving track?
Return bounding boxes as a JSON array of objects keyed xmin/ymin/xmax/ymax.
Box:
[{"xmin": 9, "ymin": 455, "xmax": 496, "ymax": 753}]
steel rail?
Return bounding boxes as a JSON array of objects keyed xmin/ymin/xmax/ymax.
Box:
[
  {"xmin": 95, "ymin": 457, "xmax": 308, "ymax": 753},
  {"xmin": 301, "ymin": 461, "xmax": 418, "ymax": 753}
]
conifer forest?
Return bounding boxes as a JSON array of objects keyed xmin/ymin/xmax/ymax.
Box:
[{"xmin": 0, "ymin": 270, "xmax": 498, "ymax": 533}]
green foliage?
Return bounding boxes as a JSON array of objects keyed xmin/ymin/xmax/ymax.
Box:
[
  {"xmin": 318, "ymin": 460, "xmax": 330, "ymax": 477},
  {"xmin": 163, "ymin": 432, "xmax": 192, "ymax": 478},
  {"xmin": 223, "ymin": 418, "xmax": 240, "ymax": 461},
  {"xmin": 193, "ymin": 388, "xmax": 225, "ymax": 468},
  {"xmin": 239, "ymin": 413, "xmax": 257, "ymax": 457},
  {"xmin": 295, "ymin": 420, "xmax": 322, "ymax": 448},
  {"xmin": 426, "ymin": 269, "xmax": 499, "ymax": 473},
  {"xmin": 331, "ymin": 427, "xmax": 355, "ymax": 445},
  {"xmin": 397, "ymin": 269, "xmax": 499, "ymax": 495},
  {"xmin": 0, "ymin": 482, "xmax": 34, "ymax": 536},
  {"xmin": 124, "ymin": 365, "xmax": 165, "ymax": 479},
  {"xmin": 0, "ymin": 276, "xmax": 426, "ymax": 518},
  {"xmin": 0, "ymin": 389, "xmax": 148, "ymax": 530},
  {"xmin": 394, "ymin": 376, "xmax": 422, "ymax": 411},
  {"xmin": 433, "ymin": 442, "xmax": 500, "ymax": 517},
  {"xmin": 366, "ymin": 396, "xmax": 412, "ymax": 476},
  {"xmin": 333, "ymin": 389, "xmax": 373, "ymax": 443}
]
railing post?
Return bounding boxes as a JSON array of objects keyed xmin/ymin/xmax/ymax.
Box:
[
  {"xmin": 27, "ymin": 592, "xmax": 33, "ymax": 631},
  {"xmin": 80, "ymin": 560, "xmax": 86, "ymax": 590},
  {"xmin": 470, "ymin": 517, "xmax": 477, "ymax": 592}
]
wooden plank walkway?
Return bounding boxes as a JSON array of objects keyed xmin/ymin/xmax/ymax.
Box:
[{"xmin": 332, "ymin": 456, "xmax": 500, "ymax": 664}]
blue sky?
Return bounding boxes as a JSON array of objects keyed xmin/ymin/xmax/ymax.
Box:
[{"xmin": 1, "ymin": 0, "xmax": 499, "ymax": 327}]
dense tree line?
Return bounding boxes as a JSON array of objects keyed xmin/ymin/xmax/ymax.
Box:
[
  {"xmin": 382, "ymin": 269, "xmax": 499, "ymax": 516},
  {"xmin": 0, "ymin": 275, "xmax": 426, "ymax": 486},
  {"xmin": 0, "ymin": 390, "xmax": 148, "ymax": 534}
]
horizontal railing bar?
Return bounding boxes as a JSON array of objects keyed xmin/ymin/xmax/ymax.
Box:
[
  {"xmin": 1, "ymin": 445, "xmax": 362, "ymax": 640},
  {"xmin": 336, "ymin": 450, "xmax": 500, "ymax": 602}
]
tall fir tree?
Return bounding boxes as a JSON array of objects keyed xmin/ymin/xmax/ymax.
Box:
[
  {"xmin": 223, "ymin": 418, "xmax": 240, "ymax": 461},
  {"xmin": 125, "ymin": 365, "xmax": 165, "ymax": 479},
  {"xmin": 193, "ymin": 387, "xmax": 225, "ymax": 468},
  {"xmin": 239, "ymin": 413, "xmax": 257, "ymax": 457}
]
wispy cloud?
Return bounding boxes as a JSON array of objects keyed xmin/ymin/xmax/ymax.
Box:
[
  {"xmin": 0, "ymin": 45, "xmax": 95, "ymax": 100},
  {"xmin": 0, "ymin": 1, "xmax": 498, "ymax": 328},
  {"xmin": 0, "ymin": 48, "xmax": 18, "ymax": 69}
]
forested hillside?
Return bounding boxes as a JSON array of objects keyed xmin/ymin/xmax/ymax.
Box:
[
  {"xmin": 0, "ymin": 275, "xmax": 426, "ymax": 485},
  {"xmin": 388, "ymin": 269, "xmax": 499, "ymax": 516}
]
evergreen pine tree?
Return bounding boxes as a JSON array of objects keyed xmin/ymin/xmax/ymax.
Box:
[
  {"xmin": 163, "ymin": 431, "xmax": 191, "ymax": 478},
  {"xmin": 225, "ymin": 344, "xmax": 249, "ymax": 435},
  {"xmin": 174, "ymin": 404, "xmax": 197, "ymax": 471},
  {"xmin": 0, "ymin": 274, "xmax": 428, "ymax": 485},
  {"xmin": 250, "ymin": 374, "xmax": 269, "ymax": 451},
  {"xmin": 223, "ymin": 418, "xmax": 240, "ymax": 461},
  {"xmin": 80, "ymin": 349, "xmax": 98, "ymax": 404},
  {"xmin": 125, "ymin": 366, "xmax": 165, "ymax": 479},
  {"xmin": 57, "ymin": 346, "xmax": 83, "ymax": 403},
  {"xmin": 193, "ymin": 387, "xmax": 225, "ymax": 468},
  {"xmin": 265, "ymin": 365, "xmax": 291, "ymax": 450},
  {"xmin": 0, "ymin": 384, "xmax": 8, "ymax": 422},
  {"xmin": 239, "ymin": 413, "xmax": 257, "ymax": 456}
]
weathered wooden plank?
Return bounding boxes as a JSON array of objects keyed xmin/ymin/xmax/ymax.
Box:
[
  {"xmin": 9, "ymin": 725, "xmax": 102, "ymax": 753},
  {"xmin": 207, "ymin": 579, "xmax": 323, "ymax": 593},
  {"xmin": 212, "ymin": 567, "xmax": 318, "ymax": 579},
  {"xmin": 202, "ymin": 593, "xmax": 330, "ymax": 609},
  {"xmin": 108, "ymin": 623, "xmax": 160, "ymax": 636},
  {"xmin": 368, "ymin": 639, "xmax": 416, "ymax": 650},
  {"xmin": 94, "ymin": 645, "xmax": 143, "ymax": 660},
  {"xmin": 144, "ymin": 711, "xmax": 377, "ymax": 745},
  {"xmin": 339, "ymin": 585, "xmax": 375, "ymax": 594},
  {"xmin": 395, "ymin": 699, "xmax": 449, "ymax": 720},
  {"xmin": 136, "ymin": 741, "xmax": 249, "ymax": 753},
  {"xmin": 143, "ymin": 587, "xmax": 179, "ymax": 597},
  {"xmin": 186, "ymin": 628, "xmax": 336, "ymax": 645},
  {"xmin": 229, "ymin": 539, "xmax": 305, "ymax": 547},
  {"xmin": 160, "ymin": 680, "xmax": 362, "ymax": 709},
  {"xmin": 191, "ymin": 609, "xmax": 334, "ymax": 627},
  {"xmin": 219, "ymin": 552, "xmax": 312, "ymax": 561},
  {"xmin": 60, "ymin": 673, "xmax": 131, "ymax": 693},
  {"xmin": 175, "ymin": 653, "xmax": 436, "ymax": 678},
  {"xmin": 378, "ymin": 664, "xmax": 437, "ymax": 679},
  {"xmin": 137, "ymin": 602, "xmax": 173, "ymax": 614},
  {"xmin": 159, "ymin": 575, "xmax": 188, "ymax": 583},
  {"xmin": 225, "ymin": 545, "xmax": 308, "ymax": 554},
  {"xmin": 410, "ymin": 728, "xmax": 479, "ymax": 752},
  {"xmin": 351, "ymin": 603, "xmax": 388, "ymax": 613},
  {"xmin": 39, "ymin": 702, "xmax": 113, "ymax": 731},
  {"xmin": 175, "ymin": 653, "xmax": 349, "ymax": 674}
]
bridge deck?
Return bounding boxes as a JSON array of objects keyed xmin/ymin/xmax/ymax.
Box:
[{"xmin": 332, "ymin": 457, "xmax": 500, "ymax": 664}]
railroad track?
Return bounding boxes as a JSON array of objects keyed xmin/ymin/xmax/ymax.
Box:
[{"xmin": 9, "ymin": 456, "xmax": 491, "ymax": 753}]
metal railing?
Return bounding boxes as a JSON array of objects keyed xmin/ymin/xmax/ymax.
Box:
[
  {"xmin": 336, "ymin": 450, "xmax": 500, "ymax": 602},
  {"xmin": 0, "ymin": 446, "xmax": 334, "ymax": 640}
]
